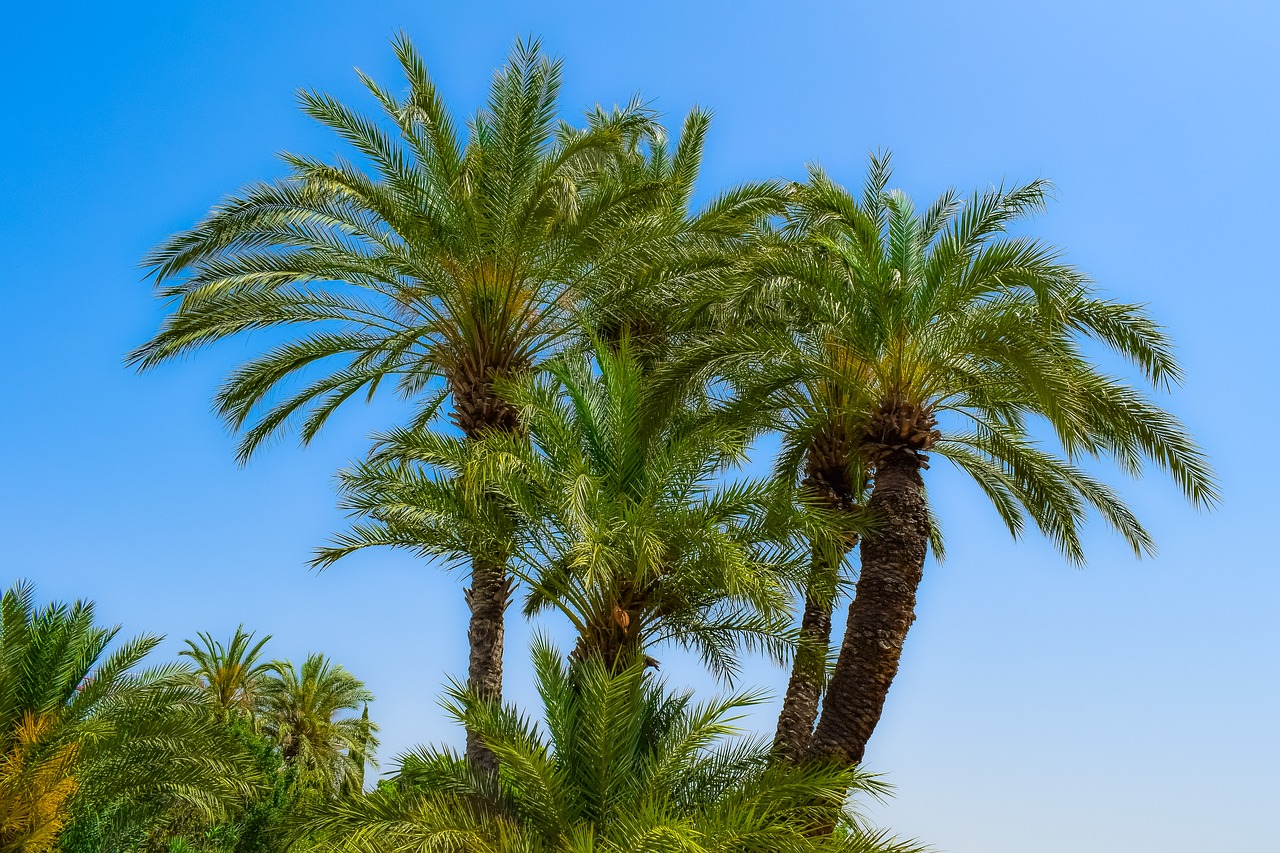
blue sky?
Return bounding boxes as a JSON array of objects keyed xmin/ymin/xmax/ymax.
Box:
[{"xmin": 4, "ymin": 2, "xmax": 1277, "ymax": 850}]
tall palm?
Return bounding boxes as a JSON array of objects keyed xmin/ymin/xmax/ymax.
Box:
[
  {"xmin": 730, "ymin": 154, "xmax": 1218, "ymax": 771},
  {"xmin": 299, "ymin": 640, "xmax": 923, "ymax": 853},
  {"xmin": 319, "ymin": 341, "xmax": 799, "ymax": 678},
  {"xmin": 680, "ymin": 224, "xmax": 875, "ymax": 763},
  {"xmin": 180, "ymin": 626, "xmax": 273, "ymax": 722},
  {"xmin": 0, "ymin": 582, "xmax": 257, "ymax": 853},
  {"xmin": 259, "ymin": 654, "xmax": 377, "ymax": 796},
  {"xmin": 128, "ymin": 36, "xmax": 663, "ymax": 773}
]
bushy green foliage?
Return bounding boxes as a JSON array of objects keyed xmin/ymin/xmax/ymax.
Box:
[
  {"xmin": 320, "ymin": 341, "xmax": 808, "ymax": 678},
  {"xmin": 97, "ymin": 30, "xmax": 1215, "ymax": 853},
  {"xmin": 299, "ymin": 640, "xmax": 924, "ymax": 853},
  {"xmin": 0, "ymin": 583, "xmax": 259, "ymax": 853}
]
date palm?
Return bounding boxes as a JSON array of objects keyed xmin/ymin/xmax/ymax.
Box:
[
  {"xmin": 259, "ymin": 654, "xmax": 377, "ymax": 797},
  {"xmin": 680, "ymin": 229, "xmax": 875, "ymax": 763},
  {"xmin": 299, "ymin": 639, "xmax": 924, "ymax": 853},
  {"xmin": 128, "ymin": 35, "xmax": 662, "ymax": 774},
  {"xmin": 0, "ymin": 582, "xmax": 257, "ymax": 853},
  {"xmin": 319, "ymin": 341, "xmax": 800, "ymax": 679},
  {"xmin": 737, "ymin": 154, "xmax": 1219, "ymax": 772},
  {"xmin": 576, "ymin": 106, "xmax": 789, "ymax": 365},
  {"xmin": 180, "ymin": 626, "xmax": 273, "ymax": 722},
  {"xmin": 507, "ymin": 344, "xmax": 801, "ymax": 676}
]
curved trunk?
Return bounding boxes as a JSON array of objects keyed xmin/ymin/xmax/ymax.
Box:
[
  {"xmin": 772, "ymin": 575, "xmax": 834, "ymax": 762},
  {"xmin": 808, "ymin": 451, "xmax": 929, "ymax": 768},
  {"xmin": 464, "ymin": 555, "xmax": 510, "ymax": 777},
  {"xmin": 774, "ymin": 428, "xmax": 860, "ymax": 763}
]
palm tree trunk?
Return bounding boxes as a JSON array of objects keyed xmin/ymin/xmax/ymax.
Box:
[
  {"xmin": 465, "ymin": 555, "xmax": 510, "ymax": 777},
  {"xmin": 453, "ymin": 369, "xmax": 524, "ymax": 777},
  {"xmin": 772, "ymin": 554, "xmax": 837, "ymax": 762},
  {"xmin": 808, "ymin": 451, "xmax": 928, "ymax": 767}
]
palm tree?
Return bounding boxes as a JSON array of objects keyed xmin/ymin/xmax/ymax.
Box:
[
  {"xmin": 299, "ymin": 639, "xmax": 924, "ymax": 853},
  {"xmin": 128, "ymin": 35, "xmax": 665, "ymax": 774},
  {"xmin": 319, "ymin": 341, "xmax": 800, "ymax": 679},
  {"xmin": 259, "ymin": 654, "xmax": 377, "ymax": 796},
  {"xmin": 673, "ymin": 218, "xmax": 875, "ymax": 763},
  {"xmin": 574, "ymin": 106, "xmax": 790, "ymax": 365},
  {"xmin": 180, "ymin": 626, "xmax": 274, "ymax": 722},
  {"xmin": 0, "ymin": 582, "xmax": 257, "ymax": 853},
  {"xmin": 727, "ymin": 154, "xmax": 1218, "ymax": 771}
]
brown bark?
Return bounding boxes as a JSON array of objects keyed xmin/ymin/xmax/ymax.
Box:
[
  {"xmin": 463, "ymin": 556, "xmax": 510, "ymax": 777},
  {"xmin": 772, "ymin": 572, "xmax": 835, "ymax": 763},
  {"xmin": 807, "ymin": 450, "xmax": 929, "ymax": 768},
  {"xmin": 450, "ymin": 363, "xmax": 523, "ymax": 777},
  {"xmin": 773, "ymin": 430, "xmax": 860, "ymax": 763}
]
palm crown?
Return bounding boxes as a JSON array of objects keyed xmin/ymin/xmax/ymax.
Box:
[
  {"xmin": 259, "ymin": 654, "xmax": 377, "ymax": 796},
  {"xmin": 180, "ymin": 626, "xmax": 274, "ymax": 721},
  {"xmin": 129, "ymin": 34, "xmax": 662, "ymax": 452},
  {"xmin": 320, "ymin": 341, "xmax": 803, "ymax": 678},
  {"xmin": 738, "ymin": 153, "xmax": 1216, "ymax": 560},
  {"xmin": 300, "ymin": 640, "xmax": 923, "ymax": 853}
]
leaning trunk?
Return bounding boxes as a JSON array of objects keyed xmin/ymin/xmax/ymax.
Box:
[
  {"xmin": 772, "ymin": 553, "xmax": 838, "ymax": 762},
  {"xmin": 808, "ymin": 451, "xmax": 929, "ymax": 768},
  {"xmin": 774, "ymin": 428, "xmax": 860, "ymax": 762}
]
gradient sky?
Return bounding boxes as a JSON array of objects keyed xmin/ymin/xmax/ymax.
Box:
[{"xmin": 4, "ymin": 2, "xmax": 1277, "ymax": 851}]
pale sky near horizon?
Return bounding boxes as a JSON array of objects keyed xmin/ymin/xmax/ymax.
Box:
[{"xmin": 4, "ymin": 2, "xmax": 1277, "ymax": 851}]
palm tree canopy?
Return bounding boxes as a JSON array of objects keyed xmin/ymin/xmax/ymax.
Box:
[
  {"xmin": 319, "ymin": 341, "xmax": 815, "ymax": 679},
  {"xmin": 299, "ymin": 639, "xmax": 925, "ymax": 853},
  {"xmin": 259, "ymin": 653, "xmax": 378, "ymax": 795},
  {"xmin": 180, "ymin": 626, "xmax": 274, "ymax": 719},
  {"xmin": 0, "ymin": 582, "xmax": 258, "ymax": 853},
  {"xmin": 715, "ymin": 152, "xmax": 1217, "ymax": 562},
  {"xmin": 129, "ymin": 34, "xmax": 666, "ymax": 456}
]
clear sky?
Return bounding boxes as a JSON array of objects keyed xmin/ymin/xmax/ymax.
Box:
[{"xmin": 4, "ymin": 2, "xmax": 1276, "ymax": 850}]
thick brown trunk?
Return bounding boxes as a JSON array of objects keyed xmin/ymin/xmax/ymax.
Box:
[
  {"xmin": 464, "ymin": 556, "xmax": 510, "ymax": 777},
  {"xmin": 773, "ymin": 573, "xmax": 834, "ymax": 762},
  {"xmin": 808, "ymin": 451, "xmax": 929, "ymax": 768}
]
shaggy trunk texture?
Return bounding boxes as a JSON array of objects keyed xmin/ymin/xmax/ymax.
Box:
[
  {"xmin": 772, "ymin": 568, "xmax": 836, "ymax": 763},
  {"xmin": 450, "ymin": 360, "xmax": 524, "ymax": 778},
  {"xmin": 808, "ymin": 449, "xmax": 929, "ymax": 768},
  {"xmin": 773, "ymin": 428, "xmax": 859, "ymax": 763},
  {"xmin": 463, "ymin": 556, "xmax": 511, "ymax": 778}
]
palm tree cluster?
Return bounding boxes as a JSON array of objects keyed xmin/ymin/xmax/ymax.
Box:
[
  {"xmin": 303, "ymin": 640, "xmax": 925, "ymax": 853},
  {"xmin": 0, "ymin": 583, "xmax": 376, "ymax": 853},
  {"xmin": 182, "ymin": 630, "xmax": 377, "ymax": 797},
  {"xmin": 117, "ymin": 33, "xmax": 1215, "ymax": 851}
]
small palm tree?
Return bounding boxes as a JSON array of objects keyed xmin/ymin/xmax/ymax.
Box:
[
  {"xmin": 259, "ymin": 654, "xmax": 377, "ymax": 796},
  {"xmin": 730, "ymin": 154, "xmax": 1219, "ymax": 770},
  {"xmin": 299, "ymin": 640, "xmax": 924, "ymax": 853},
  {"xmin": 180, "ymin": 626, "xmax": 274, "ymax": 722},
  {"xmin": 508, "ymin": 344, "xmax": 800, "ymax": 676},
  {"xmin": 128, "ymin": 35, "xmax": 663, "ymax": 775},
  {"xmin": 319, "ymin": 341, "xmax": 801, "ymax": 679},
  {"xmin": 0, "ymin": 582, "xmax": 257, "ymax": 853}
]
